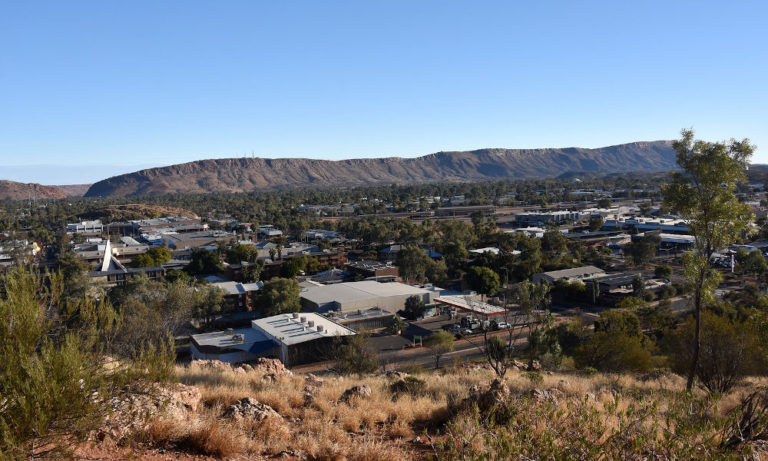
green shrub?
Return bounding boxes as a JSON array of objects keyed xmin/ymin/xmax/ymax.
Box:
[
  {"xmin": 575, "ymin": 332, "xmax": 652, "ymax": 372},
  {"xmin": 389, "ymin": 376, "xmax": 427, "ymax": 398},
  {"xmin": 523, "ymin": 371, "xmax": 544, "ymax": 385},
  {"xmin": 0, "ymin": 267, "xmax": 173, "ymax": 458}
]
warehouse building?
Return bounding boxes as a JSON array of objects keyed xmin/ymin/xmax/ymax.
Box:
[{"xmin": 300, "ymin": 280, "xmax": 441, "ymax": 314}]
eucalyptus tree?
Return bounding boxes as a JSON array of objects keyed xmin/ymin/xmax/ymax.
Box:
[{"xmin": 663, "ymin": 129, "xmax": 754, "ymax": 391}]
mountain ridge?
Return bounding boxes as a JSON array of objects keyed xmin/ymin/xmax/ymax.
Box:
[
  {"xmin": 0, "ymin": 180, "xmax": 92, "ymax": 201},
  {"xmin": 83, "ymin": 141, "xmax": 677, "ymax": 198}
]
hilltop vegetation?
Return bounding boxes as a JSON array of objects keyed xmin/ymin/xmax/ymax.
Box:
[{"xmin": 62, "ymin": 361, "xmax": 768, "ymax": 460}]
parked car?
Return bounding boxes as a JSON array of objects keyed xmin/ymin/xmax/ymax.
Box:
[
  {"xmin": 496, "ymin": 321, "xmax": 511, "ymax": 330},
  {"xmin": 442, "ymin": 324, "xmax": 463, "ymax": 335}
]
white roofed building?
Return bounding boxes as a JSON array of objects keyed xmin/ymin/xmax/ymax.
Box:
[{"xmin": 300, "ymin": 280, "xmax": 442, "ymax": 313}]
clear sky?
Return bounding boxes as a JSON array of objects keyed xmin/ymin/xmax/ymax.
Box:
[{"xmin": 1, "ymin": 1, "xmax": 766, "ymax": 184}]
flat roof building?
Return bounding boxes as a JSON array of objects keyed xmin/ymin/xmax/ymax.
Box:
[
  {"xmin": 300, "ymin": 281, "xmax": 440, "ymax": 313},
  {"xmin": 67, "ymin": 220, "xmax": 103, "ymax": 234},
  {"xmin": 252, "ymin": 313, "xmax": 355, "ymax": 365},
  {"xmin": 191, "ymin": 312, "xmax": 356, "ymax": 366},
  {"xmin": 532, "ymin": 266, "xmax": 606, "ymax": 285}
]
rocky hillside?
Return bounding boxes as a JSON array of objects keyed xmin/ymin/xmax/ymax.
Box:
[
  {"xmin": 85, "ymin": 141, "xmax": 676, "ymax": 198},
  {"xmin": 72, "ymin": 359, "xmax": 767, "ymax": 460},
  {"xmin": 0, "ymin": 181, "xmax": 91, "ymax": 200},
  {"xmin": 0, "ymin": 180, "xmax": 69, "ymax": 200}
]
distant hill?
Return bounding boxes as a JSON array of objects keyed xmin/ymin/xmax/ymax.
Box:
[
  {"xmin": 0, "ymin": 181, "xmax": 91, "ymax": 200},
  {"xmin": 84, "ymin": 141, "xmax": 677, "ymax": 198},
  {"xmin": 0, "ymin": 180, "xmax": 69, "ymax": 200}
]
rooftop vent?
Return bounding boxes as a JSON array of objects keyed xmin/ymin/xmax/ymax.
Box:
[
  {"xmin": 317, "ymin": 324, "xmax": 324, "ymax": 332},
  {"xmin": 300, "ymin": 316, "xmax": 307, "ymax": 323},
  {"xmin": 226, "ymin": 328, "xmax": 234, "ymax": 334},
  {"xmin": 231, "ymin": 334, "xmax": 244, "ymax": 343},
  {"xmin": 308, "ymin": 320, "xmax": 315, "ymax": 328}
]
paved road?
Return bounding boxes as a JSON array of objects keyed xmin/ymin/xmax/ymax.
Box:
[{"xmin": 293, "ymin": 323, "xmax": 524, "ymax": 373}]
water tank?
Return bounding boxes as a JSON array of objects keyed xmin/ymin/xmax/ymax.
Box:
[
  {"xmin": 317, "ymin": 325, "xmax": 324, "ymax": 332},
  {"xmin": 292, "ymin": 312, "xmax": 299, "ymax": 319},
  {"xmin": 308, "ymin": 320, "xmax": 315, "ymax": 328},
  {"xmin": 300, "ymin": 316, "xmax": 307, "ymax": 323}
]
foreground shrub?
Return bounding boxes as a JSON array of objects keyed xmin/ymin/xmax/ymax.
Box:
[
  {"xmin": 333, "ymin": 330, "xmax": 379, "ymax": 375},
  {"xmin": 665, "ymin": 311, "xmax": 764, "ymax": 394},
  {"xmin": 574, "ymin": 332, "xmax": 652, "ymax": 372},
  {"xmin": 389, "ymin": 376, "xmax": 428, "ymax": 399},
  {"xmin": 0, "ymin": 267, "xmax": 174, "ymax": 458},
  {"xmin": 439, "ymin": 389, "xmax": 750, "ymax": 459}
]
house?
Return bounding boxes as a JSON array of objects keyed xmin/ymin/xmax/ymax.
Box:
[{"xmin": 211, "ymin": 281, "xmax": 264, "ymax": 311}]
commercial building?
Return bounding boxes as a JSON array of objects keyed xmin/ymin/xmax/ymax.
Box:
[
  {"xmin": 190, "ymin": 312, "xmax": 356, "ymax": 365},
  {"xmin": 160, "ymin": 230, "xmax": 233, "ymax": 250},
  {"xmin": 131, "ymin": 216, "xmax": 203, "ymax": 233},
  {"xmin": 257, "ymin": 225, "xmax": 283, "ymax": 238},
  {"xmin": 67, "ymin": 220, "xmax": 103, "ymax": 235},
  {"xmin": 532, "ymin": 266, "xmax": 606, "ymax": 285},
  {"xmin": 602, "ymin": 217, "xmax": 689, "ymax": 234},
  {"xmin": 327, "ymin": 307, "xmax": 396, "ymax": 331},
  {"xmin": 435, "ymin": 205, "xmax": 496, "ymax": 217},
  {"xmin": 300, "ymin": 280, "xmax": 440, "ymax": 314},
  {"xmin": 346, "ymin": 260, "xmax": 399, "ymax": 280},
  {"xmin": 514, "ymin": 211, "xmax": 583, "ymax": 227}
]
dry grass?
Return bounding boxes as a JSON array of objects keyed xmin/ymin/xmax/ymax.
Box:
[{"xmin": 139, "ymin": 361, "xmax": 768, "ymax": 460}]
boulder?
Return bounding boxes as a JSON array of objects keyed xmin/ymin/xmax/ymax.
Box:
[
  {"xmin": 194, "ymin": 359, "xmax": 232, "ymax": 373},
  {"xmin": 252, "ymin": 358, "xmax": 293, "ymax": 377},
  {"xmin": 338, "ymin": 385, "xmax": 372, "ymax": 403},
  {"xmin": 463, "ymin": 378, "xmax": 511, "ymax": 412},
  {"xmin": 304, "ymin": 373, "xmax": 324, "ymax": 388},
  {"xmin": 97, "ymin": 383, "xmax": 201, "ymax": 443},
  {"xmin": 223, "ymin": 397, "xmax": 281, "ymax": 422}
]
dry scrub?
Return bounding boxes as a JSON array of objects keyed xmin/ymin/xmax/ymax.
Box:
[{"xmin": 121, "ymin": 362, "xmax": 768, "ymax": 460}]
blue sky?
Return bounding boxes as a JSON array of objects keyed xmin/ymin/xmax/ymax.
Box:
[{"xmin": 1, "ymin": 1, "xmax": 766, "ymax": 184}]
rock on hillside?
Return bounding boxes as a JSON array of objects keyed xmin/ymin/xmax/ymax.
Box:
[{"xmin": 85, "ymin": 141, "xmax": 677, "ymax": 198}]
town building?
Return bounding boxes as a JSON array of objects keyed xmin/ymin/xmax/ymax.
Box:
[
  {"xmin": 67, "ymin": 220, "xmax": 104, "ymax": 235},
  {"xmin": 532, "ymin": 266, "xmax": 606, "ymax": 285},
  {"xmin": 346, "ymin": 260, "xmax": 399, "ymax": 280},
  {"xmin": 514, "ymin": 210, "xmax": 583, "ymax": 227},
  {"xmin": 190, "ymin": 313, "xmax": 356, "ymax": 365},
  {"xmin": 299, "ymin": 280, "xmax": 441, "ymax": 314}
]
